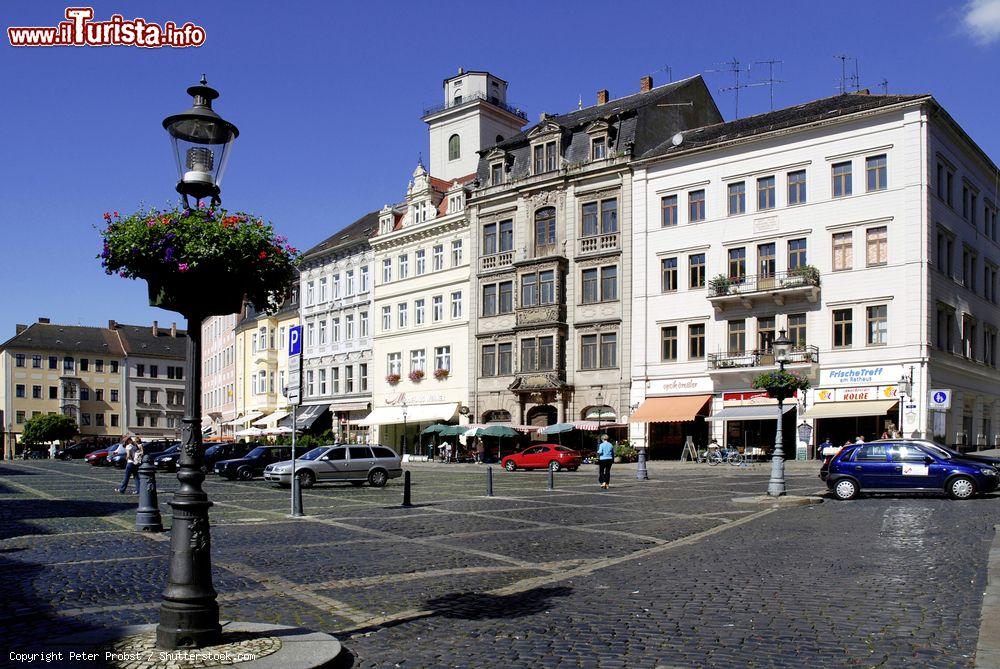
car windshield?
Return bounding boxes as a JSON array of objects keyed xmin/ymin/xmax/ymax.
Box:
[
  {"xmin": 920, "ymin": 443, "xmax": 954, "ymax": 459},
  {"xmin": 245, "ymin": 447, "xmax": 268, "ymax": 459},
  {"xmin": 205, "ymin": 446, "xmax": 219, "ymax": 457},
  {"xmin": 298, "ymin": 447, "xmax": 328, "ymax": 461}
]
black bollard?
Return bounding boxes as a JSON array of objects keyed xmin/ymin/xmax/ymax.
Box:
[
  {"xmin": 486, "ymin": 466, "xmax": 494, "ymax": 497},
  {"xmin": 402, "ymin": 470, "xmax": 412, "ymax": 507},
  {"xmin": 291, "ymin": 475, "xmax": 304, "ymax": 517},
  {"xmin": 547, "ymin": 465, "xmax": 554, "ymax": 491},
  {"xmin": 136, "ymin": 453, "xmax": 164, "ymax": 532}
]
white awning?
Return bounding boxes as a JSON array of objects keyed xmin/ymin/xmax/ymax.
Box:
[
  {"xmin": 708, "ymin": 405, "xmax": 796, "ymax": 422},
  {"xmin": 253, "ymin": 409, "xmax": 290, "ymax": 426},
  {"xmin": 802, "ymin": 399, "xmax": 898, "ymax": 420},
  {"xmin": 234, "ymin": 410, "xmax": 264, "ymax": 426},
  {"xmin": 330, "ymin": 401, "xmax": 371, "ymax": 413},
  {"xmin": 356, "ymin": 402, "xmax": 459, "ymax": 426}
]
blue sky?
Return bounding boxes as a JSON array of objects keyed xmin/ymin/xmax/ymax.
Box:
[{"xmin": 1, "ymin": 0, "xmax": 998, "ymax": 336}]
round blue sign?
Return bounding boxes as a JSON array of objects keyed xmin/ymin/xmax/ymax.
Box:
[{"xmin": 933, "ymin": 391, "xmax": 947, "ymax": 403}]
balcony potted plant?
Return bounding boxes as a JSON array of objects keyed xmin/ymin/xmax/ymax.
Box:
[
  {"xmin": 788, "ymin": 264, "xmax": 821, "ymax": 286},
  {"xmin": 385, "ymin": 373, "xmax": 401, "ymax": 385},
  {"xmin": 708, "ymin": 274, "xmax": 732, "ymax": 296},
  {"xmin": 98, "ymin": 206, "xmax": 298, "ymax": 315},
  {"xmin": 434, "ymin": 368, "xmax": 450, "ymax": 380},
  {"xmin": 751, "ymin": 369, "xmax": 810, "ymax": 402},
  {"xmin": 408, "ymin": 369, "xmax": 425, "ymax": 383}
]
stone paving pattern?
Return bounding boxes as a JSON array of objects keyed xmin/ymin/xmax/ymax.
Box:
[{"xmin": 0, "ymin": 459, "xmax": 996, "ymax": 668}]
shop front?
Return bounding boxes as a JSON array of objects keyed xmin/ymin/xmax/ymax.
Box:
[
  {"xmin": 710, "ymin": 391, "xmax": 797, "ymax": 458},
  {"xmin": 330, "ymin": 400, "xmax": 372, "ymax": 444},
  {"xmin": 803, "ymin": 385, "xmax": 899, "ymax": 447},
  {"xmin": 358, "ymin": 392, "xmax": 465, "ymax": 458},
  {"xmin": 630, "ymin": 383, "xmax": 713, "ymax": 460}
]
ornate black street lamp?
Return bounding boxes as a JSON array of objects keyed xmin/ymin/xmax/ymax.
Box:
[
  {"xmin": 767, "ymin": 330, "xmax": 793, "ymax": 497},
  {"xmin": 162, "ymin": 75, "xmax": 239, "ymax": 208},
  {"xmin": 401, "ymin": 398, "xmax": 408, "ymax": 457},
  {"xmin": 156, "ymin": 78, "xmax": 239, "ymax": 650}
]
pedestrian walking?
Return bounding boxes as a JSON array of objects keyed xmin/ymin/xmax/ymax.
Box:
[
  {"xmin": 818, "ymin": 437, "xmax": 832, "ymax": 460},
  {"xmin": 597, "ymin": 434, "xmax": 614, "ymax": 490},
  {"xmin": 475, "ymin": 438, "xmax": 485, "ymax": 464},
  {"xmin": 116, "ymin": 437, "xmax": 142, "ymax": 494},
  {"xmin": 444, "ymin": 441, "xmax": 453, "ymax": 463}
]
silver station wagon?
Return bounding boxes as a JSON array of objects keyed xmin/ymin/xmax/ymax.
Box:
[{"xmin": 263, "ymin": 444, "xmax": 402, "ymax": 488}]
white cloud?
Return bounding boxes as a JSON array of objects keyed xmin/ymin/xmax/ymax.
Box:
[{"xmin": 964, "ymin": 0, "xmax": 1000, "ymax": 44}]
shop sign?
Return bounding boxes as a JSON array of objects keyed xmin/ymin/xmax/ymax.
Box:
[
  {"xmin": 646, "ymin": 377, "xmax": 714, "ymax": 396},
  {"xmin": 820, "ymin": 366, "xmax": 902, "ymax": 386},
  {"xmin": 384, "ymin": 392, "xmax": 449, "ymax": 405},
  {"xmin": 723, "ymin": 391, "xmax": 774, "ymax": 406},
  {"xmin": 815, "ymin": 386, "xmax": 897, "ymax": 402}
]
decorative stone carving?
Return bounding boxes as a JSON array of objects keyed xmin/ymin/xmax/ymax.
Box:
[{"xmin": 516, "ymin": 305, "xmax": 561, "ymax": 327}]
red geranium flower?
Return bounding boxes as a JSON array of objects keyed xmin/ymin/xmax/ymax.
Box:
[{"xmin": 258, "ymin": 251, "xmax": 268, "ymax": 259}]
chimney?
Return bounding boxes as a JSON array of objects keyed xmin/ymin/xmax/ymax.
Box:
[
  {"xmin": 15, "ymin": 324, "xmax": 27, "ymax": 335},
  {"xmin": 640, "ymin": 75, "xmax": 653, "ymax": 93},
  {"xmin": 170, "ymin": 322, "xmax": 177, "ymax": 337},
  {"xmin": 37, "ymin": 317, "xmax": 50, "ymax": 324},
  {"xmin": 152, "ymin": 320, "xmax": 159, "ymax": 336},
  {"xmin": 108, "ymin": 319, "xmax": 117, "ymax": 330},
  {"xmin": 597, "ymin": 89, "xmax": 609, "ymax": 105}
]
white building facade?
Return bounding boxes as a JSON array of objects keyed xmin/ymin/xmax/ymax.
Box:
[
  {"xmin": 630, "ymin": 92, "xmax": 1000, "ymax": 458},
  {"xmin": 201, "ymin": 313, "xmax": 237, "ymax": 439},
  {"xmin": 299, "ymin": 213, "xmax": 375, "ymax": 443}
]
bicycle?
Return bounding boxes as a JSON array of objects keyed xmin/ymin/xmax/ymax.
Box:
[
  {"xmin": 695, "ymin": 444, "xmax": 724, "ymax": 465},
  {"xmin": 726, "ymin": 449, "xmax": 746, "ymax": 466}
]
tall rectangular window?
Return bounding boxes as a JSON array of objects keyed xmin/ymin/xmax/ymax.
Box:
[
  {"xmin": 582, "ymin": 202, "xmax": 598, "ymax": 237},
  {"xmin": 521, "ymin": 274, "xmax": 537, "ymax": 307},
  {"xmin": 866, "ymin": 226, "xmax": 888, "ymax": 267},
  {"xmin": 346, "ymin": 269, "xmax": 355, "ymax": 295},
  {"xmin": 600, "ymin": 266, "xmax": 618, "ymax": 301},
  {"xmin": 728, "ymin": 319, "xmax": 746, "ymax": 354},
  {"xmin": 757, "ymin": 243, "xmax": 776, "ymax": 277},
  {"xmin": 382, "ymin": 258, "xmax": 392, "ymax": 283},
  {"xmin": 318, "ymin": 276, "xmax": 328, "ymax": 302},
  {"xmin": 533, "ymin": 144, "xmax": 544, "ymax": 173},
  {"xmin": 491, "ymin": 162, "xmax": 503, "ymax": 185},
  {"xmin": 359, "ymin": 363, "xmax": 369, "ymax": 391},
  {"xmin": 360, "ymin": 266, "xmax": 369, "ymax": 292},
  {"xmin": 482, "ymin": 344, "xmax": 497, "ymax": 376},
  {"xmin": 688, "ymin": 324, "xmax": 706, "ymax": 359},
  {"xmin": 451, "ymin": 291, "xmax": 463, "ymax": 318},
  {"xmin": 319, "ymin": 369, "xmax": 327, "ymax": 395},
  {"xmin": 414, "ymin": 299, "xmax": 425, "ymax": 325},
  {"xmin": 318, "ymin": 319, "xmax": 327, "ymax": 344},
  {"xmin": 381, "ymin": 306, "xmax": 391, "ymax": 331},
  {"xmin": 581, "ymin": 334, "xmax": 598, "ymax": 369},
  {"xmin": 832, "ymin": 161, "xmax": 852, "ymax": 198},
  {"xmin": 521, "ymin": 338, "xmax": 536, "ymax": 371},
  {"xmin": 345, "ymin": 314, "xmax": 355, "ymax": 340},
  {"xmin": 689, "ymin": 253, "xmax": 706, "ymax": 288},
  {"xmin": 452, "ymin": 240, "xmax": 463, "ymax": 266},
  {"xmin": 833, "ymin": 309, "xmax": 853, "ymax": 348},
  {"xmin": 435, "ymin": 346, "xmax": 452, "ymax": 372},
  {"xmin": 728, "ymin": 247, "xmax": 746, "ymax": 279},
  {"xmin": 788, "ymin": 238, "xmax": 807, "ymax": 270},
  {"xmin": 582, "ymin": 268, "xmax": 599, "ymax": 304},
  {"xmin": 787, "ymin": 170, "xmax": 807, "ymax": 205},
  {"xmin": 689, "ymin": 190, "xmax": 706, "ymax": 222},
  {"xmin": 866, "ymin": 154, "xmax": 887, "ymax": 192},
  {"xmin": 410, "ymin": 349, "xmax": 426, "ymax": 372},
  {"xmin": 591, "ymin": 136, "xmax": 607, "ymax": 160},
  {"xmin": 360, "ymin": 312, "xmax": 369, "ymax": 337},
  {"xmin": 600, "ymin": 332, "xmax": 617, "ymax": 368},
  {"xmin": 415, "ymin": 249, "xmax": 426, "ymax": 274},
  {"xmin": 397, "ymin": 303, "xmax": 408, "ymax": 328},
  {"xmin": 432, "ymin": 296, "xmax": 444, "ymax": 321},
  {"xmin": 388, "ymin": 353, "xmax": 401, "ymax": 376},
  {"xmin": 433, "ymin": 244, "xmax": 444, "ymax": 271},
  {"xmin": 482, "ymin": 284, "xmax": 497, "ymax": 316},
  {"xmin": 539, "ymin": 270, "xmax": 556, "ymax": 304},
  {"xmin": 866, "ymin": 305, "xmax": 888, "ymax": 346},
  {"xmin": 728, "ymin": 182, "xmax": 746, "ymax": 215},
  {"xmin": 661, "ymin": 257, "xmax": 678, "ymax": 292},
  {"xmin": 499, "ymin": 220, "xmax": 513, "ymax": 252},
  {"xmin": 483, "ymin": 224, "xmax": 497, "ymax": 255},
  {"xmin": 601, "ymin": 198, "xmax": 618, "ymax": 233},
  {"xmin": 757, "ymin": 175, "xmax": 775, "ymax": 210},
  {"xmin": 832, "ymin": 232, "xmax": 853, "ymax": 271},
  {"xmin": 498, "ymin": 343, "xmax": 512, "ymax": 374},
  {"xmin": 345, "ymin": 365, "xmax": 354, "ymax": 393},
  {"xmin": 499, "ymin": 281, "xmax": 513, "ymax": 313},
  {"xmin": 545, "ymin": 141, "xmax": 557, "ymax": 171},
  {"xmin": 661, "ymin": 195, "xmax": 678, "ymax": 227},
  {"xmin": 398, "ymin": 254, "xmax": 409, "ymax": 279},
  {"xmin": 661, "ymin": 326, "xmax": 678, "ymax": 361},
  {"xmin": 788, "ymin": 313, "xmax": 807, "ymax": 348}
]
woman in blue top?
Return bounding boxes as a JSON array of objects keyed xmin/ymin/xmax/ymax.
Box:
[{"xmin": 596, "ymin": 434, "xmax": 614, "ymax": 489}]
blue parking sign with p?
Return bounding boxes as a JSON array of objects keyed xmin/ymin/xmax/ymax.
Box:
[{"xmin": 288, "ymin": 325, "xmax": 302, "ymax": 356}]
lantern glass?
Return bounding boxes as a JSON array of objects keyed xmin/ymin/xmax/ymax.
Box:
[
  {"xmin": 167, "ymin": 127, "xmax": 234, "ymax": 190},
  {"xmin": 773, "ymin": 329, "xmax": 792, "ymax": 364}
]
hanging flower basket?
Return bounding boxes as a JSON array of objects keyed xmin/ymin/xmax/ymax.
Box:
[
  {"xmin": 408, "ymin": 369, "xmax": 425, "ymax": 383},
  {"xmin": 386, "ymin": 373, "xmax": 401, "ymax": 385},
  {"xmin": 433, "ymin": 368, "xmax": 450, "ymax": 380},
  {"xmin": 98, "ymin": 206, "xmax": 299, "ymax": 316},
  {"xmin": 751, "ymin": 370, "xmax": 810, "ymax": 402}
]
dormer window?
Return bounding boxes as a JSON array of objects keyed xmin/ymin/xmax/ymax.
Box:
[
  {"xmin": 490, "ymin": 162, "xmax": 503, "ymax": 185},
  {"xmin": 533, "ymin": 141, "xmax": 557, "ymax": 174},
  {"xmin": 591, "ymin": 136, "xmax": 607, "ymax": 160},
  {"xmin": 448, "ymin": 134, "xmax": 461, "ymax": 161},
  {"xmin": 378, "ymin": 213, "xmax": 393, "ymax": 235},
  {"xmin": 447, "ymin": 194, "xmax": 463, "ymax": 214}
]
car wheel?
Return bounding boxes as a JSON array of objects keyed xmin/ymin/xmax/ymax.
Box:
[
  {"xmin": 237, "ymin": 466, "xmax": 254, "ymax": 481},
  {"xmin": 947, "ymin": 476, "xmax": 976, "ymax": 500},
  {"xmin": 548, "ymin": 460, "xmax": 561, "ymax": 472},
  {"xmin": 350, "ymin": 481, "xmax": 364, "ymax": 487},
  {"xmin": 297, "ymin": 470, "xmax": 315, "ymax": 489},
  {"xmin": 368, "ymin": 469, "xmax": 388, "ymax": 487},
  {"xmin": 504, "ymin": 460, "xmax": 516, "ymax": 472},
  {"xmin": 833, "ymin": 478, "xmax": 858, "ymax": 500}
]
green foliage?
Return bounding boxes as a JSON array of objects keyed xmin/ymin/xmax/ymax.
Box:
[
  {"xmin": 708, "ymin": 274, "xmax": 731, "ymax": 294},
  {"xmin": 22, "ymin": 413, "xmax": 78, "ymax": 444},
  {"xmin": 98, "ymin": 205, "xmax": 299, "ymax": 312},
  {"xmin": 613, "ymin": 442, "xmax": 637, "ymax": 462},
  {"xmin": 270, "ymin": 431, "xmax": 338, "ymax": 449},
  {"xmin": 789, "ymin": 264, "xmax": 820, "ymax": 284},
  {"xmin": 752, "ymin": 370, "xmax": 811, "ymax": 396}
]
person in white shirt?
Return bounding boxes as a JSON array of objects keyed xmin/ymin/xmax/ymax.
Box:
[{"xmin": 116, "ymin": 437, "xmax": 143, "ymax": 494}]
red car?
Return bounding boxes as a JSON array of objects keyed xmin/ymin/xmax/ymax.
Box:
[
  {"xmin": 84, "ymin": 447, "xmax": 114, "ymax": 466},
  {"xmin": 502, "ymin": 444, "xmax": 582, "ymax": 472}
]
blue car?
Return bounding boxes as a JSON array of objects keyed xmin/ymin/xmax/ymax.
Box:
[{"xmin": 824, "ymin": 439, "xmax": 999, "ymax": 501}]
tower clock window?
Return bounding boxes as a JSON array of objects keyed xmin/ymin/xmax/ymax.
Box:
[{"xmin": 448, "ymin": 134, "xmax": 460, "ymax": 161}]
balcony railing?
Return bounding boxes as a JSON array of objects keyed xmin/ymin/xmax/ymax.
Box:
[
  {"xmin": 708, "ymin": 345, "xmax": 820, "ymax": 371},
  {"xmin": 480, "ymin": 251, "xmax": 514, "ymax": 273},
  {"xmin": 422, "ymin": 92, "xmax": 527, "ymax": 120},
  {"xmin": 579, "ymin": 232, "xmax": 620, "ymax": 255},
  {"xmin": 708, "ymin": 269, "xmax": 820, "ymax": 298}
]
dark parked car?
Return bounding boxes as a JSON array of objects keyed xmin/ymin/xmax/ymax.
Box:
[
  {"xmin": 215, "ymin": 445, "xmax": 298, "ymax": 481},
  {"xmin": 823, "ymin": 439, "xmax": 999, "ymax": 500},
  {"xmin": 108, "ymin": 440, "xmax": 176, "ymax": 468},
  {"xmin": 56, "ymin": 442, "xmax": 104, "ymax": 460},
  {"xmin": 203, "ymin": 442, "xmax": 257, "ymax": 472},
  {"xmin": 153, "ymin": 444, "xmax": 184, "ymax": 472},
  {"xmin": 502, "ymin": 444, "xmax": 582, "ymax": 472}
]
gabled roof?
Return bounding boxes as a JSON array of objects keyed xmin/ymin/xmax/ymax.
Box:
[
  {"xmin": 116, "ymin": 323, "xmax": 188, "ymax": 360},
  {"xmin": 0, "ymin": 322, "xmax": 126, "ymax": 356},
  {"xmin": 300, "ymin": 210, "xmax": 378, "ymax": 260},
  {"xmin": 640, "ymin": 91, "xmax": 930, "ymax": 161}
]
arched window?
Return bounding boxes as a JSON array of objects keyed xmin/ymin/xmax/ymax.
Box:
[
  {"xmin": 526, "ymin": 405, "xmax": 557, "ymax": 427},
  {"xmin": 448, "ymin": 134, "xmax": 461, "ymax": 161},
  {"xmin": 483, "ymin": 409, "xmax": 512, "ymax": 423},
  {"xmin": 583, "ymin": 405, "xmax": 616, "ymax": 421},
  {"xmin": 534, "ymin": 207, "xmax": 556, "ymax": 256}
]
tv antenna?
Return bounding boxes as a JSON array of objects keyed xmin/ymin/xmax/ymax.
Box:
[
  {"xmin": 706, "ymin": 58, "xmax": 749, "ymax": 118},
  {"xmin": 835, "ymin": 55, "xmax": 860, "ymax": 94},
  {"xmin": 749, "ymin": 59, "xmax": 784, "ymax": 111},
  {"xmin": 652, "ymin": 64, "xmax": 674, "ymax": 83},
  {"xmin": 878, "ymin": 78, "xmax": 889, "ymax": 94}
]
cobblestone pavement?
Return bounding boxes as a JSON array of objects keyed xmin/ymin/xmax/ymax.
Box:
[{"xmin": 1, "ymin": 458, "xmax": 997, "ymax": 668}]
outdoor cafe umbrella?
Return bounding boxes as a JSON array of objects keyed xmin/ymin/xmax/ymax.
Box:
[
  {"xmin": 478, "ymin": 424, "xmax": 520, "ymax": 460},
  {"xmin": 234, "ymin": 427, "xmax": 263, "ymax": 437},
  {"xmin": 421, "ymin": 424, "xmax": 448, "ymax": 435},
  {"xmin": 538, "ymin": 422, "xmax": 574, "ymax": 447}
]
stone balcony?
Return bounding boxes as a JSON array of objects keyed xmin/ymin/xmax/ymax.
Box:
[
  {"xmin": 480, "ymin": 251, "xmax": 514, "ymax": 273},
  {"xmin": 707, "ymin": 269, "xmax": 820, "ymax": 311},
  {"xmin": 707, "ymin": 345, "xmax": 820, "ymax": 380},
  {"xmin": 578, "ymin": 232, "xmax": 620, "ymax": 256}
]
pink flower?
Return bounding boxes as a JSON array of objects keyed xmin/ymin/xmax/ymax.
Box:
[{"xmin": 178, "ymin": 263, "xmax": 190, "ymax": 272}]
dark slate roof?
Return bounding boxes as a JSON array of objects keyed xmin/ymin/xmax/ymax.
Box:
[
  {"xmin": 475, "ymin": 75, "xmax": 723, "ymax": 183},
  {"xmin": 116, "ymin": 324, "xmax": 188, "ymax": 360},
  {"xmin": 0, "ymin": 322, "xmax": 126, "ymax": 356},
  {"xmin": 640, "ymin": 91, "xmax": 930, "ymax": 161},
  {"xmin": 236, "ymin": 293, "xmax": 300, "ymax": 331},
  {"xmin": 301, "ymin": 210, "xmax": 377, "ymax": 261}
]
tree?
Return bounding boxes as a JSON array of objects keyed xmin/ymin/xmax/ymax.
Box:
[{"xmin": 21, "ymin": 413, "xmax": 78, "ymax": 444}]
